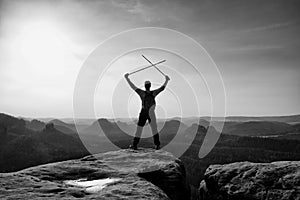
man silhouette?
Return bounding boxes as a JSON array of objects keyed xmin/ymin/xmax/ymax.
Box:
[{"xmin": 124, "ymin": 73, "xmax": 170, "ymax": 150}]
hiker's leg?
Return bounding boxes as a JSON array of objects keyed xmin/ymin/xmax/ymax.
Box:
[
  {"xmin": 149, "ymin": 107, "xmax": 160, "ymax": 146},
  {"xmin": 150, "ymin": 119, "xmax": 160, "ymax": 146},
  {"xmin": 132, "ymin": 109, "xmax": 147, "ymax": 147},
  {"xmin": 133, "ymin": 125, "xmax": 143, "ymax": 146}
]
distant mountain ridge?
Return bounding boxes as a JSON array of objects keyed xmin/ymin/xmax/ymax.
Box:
[
  {"xmin": 19, "ymin": 114, "xmax": 300, "ymax": 126},
  {"xmin": 1, "ymin": 112, "xmax": 300, "ymax": 200},
  {"xmin": 222, "ymin": 121, "xmax": 295, "ymax": 136},
  {"xmin": 221, "ymin": 114, "xmax": 300, "ymax": 123},
  {"xmin": 0, "ymin": 113, "xmax": 89, "ymax": 172}
]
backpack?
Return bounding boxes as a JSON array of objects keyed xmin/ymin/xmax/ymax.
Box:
[{"xmin": 143, "ymin": 91, "xmax": 155, "ymax": 110}]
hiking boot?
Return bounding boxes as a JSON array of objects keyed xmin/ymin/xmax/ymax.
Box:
[
  {"xmin": 129, "ymin": 145, "xmax": 138, "ymax": 150},
  {"xmin": 155, "ymin": 145, "xmax": 160, "ymax": 150}
]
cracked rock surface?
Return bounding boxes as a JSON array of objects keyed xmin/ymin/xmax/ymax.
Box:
[
  {"xmin": 198, "ymin": 161, "xmax": 300, "ymax": 200},
  {"xmin": 0, "ymin": 148, "xmax": 190, "ymax": 200}
]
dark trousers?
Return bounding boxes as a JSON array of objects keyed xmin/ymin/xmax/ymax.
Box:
[{"xmin": 133, "ymin": 108, "xmax": 160, "ymax": 146}]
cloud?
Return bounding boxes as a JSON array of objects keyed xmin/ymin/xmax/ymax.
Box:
[
  {"xmin": 221, "ymin": 44, "xmax": 284, "ymax": 52},
  {"xmin": 109, "ymin": 0, "xmax": 155, "ymax": 22},
  {"xmin": 0, "ymin": 0, "xmax": 299, "ymax": 117},
  {"xmin": 242, "ymin": 22, "xmax": 295, "ymax": 33}
]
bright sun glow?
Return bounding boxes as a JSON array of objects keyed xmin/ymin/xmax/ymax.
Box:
[
  {"xmin": 8, "ymin": 21, "xmax": 79, "ymax": 101},
  {"xmin": 11, "ymin": 21, "xmax": 78, "ymax": 82},
  {"xmin": 19, "ymin": 22, "xmax": 68, "ymax": 68}
]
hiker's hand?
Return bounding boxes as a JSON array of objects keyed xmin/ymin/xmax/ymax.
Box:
[
  {"xmin": 165, "ymin": 75, "xmax": 170, "ymax": 81},
  {"xmin": 124, "ymin": 73, "xmax": 129, "ymax": 78}
]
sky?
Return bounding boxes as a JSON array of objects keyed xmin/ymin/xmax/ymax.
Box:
[{"xmin": 0, "ymin": 0, "xmax": 299, "ymax": 118}]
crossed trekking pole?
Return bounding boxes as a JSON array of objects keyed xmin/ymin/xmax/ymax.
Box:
[{"xmin": 128, "ymin": 55, "xmax": 167, "ymax": 76}]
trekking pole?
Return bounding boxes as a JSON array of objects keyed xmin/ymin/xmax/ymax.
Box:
[
  {"xmin": 128, "ymin": 59, "xmax": 166, "ymax": 75},
  {"xmin": 142, "ymin": 55, "xmax": 167, "ymax": 76}
]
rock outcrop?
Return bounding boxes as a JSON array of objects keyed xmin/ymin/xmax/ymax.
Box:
[
  {"xmin": 0, "ymin": 148, "xmax": 190, "ymax": 200},
  {"xmin": 0, "ymin": 125, "xmax": 7, "ymax": 136},
  {"xmin": 45, "ymin": 122, "xmax": 55, "ymax": 131},
  {"xmin": 26, "ymin": 119, "xmax": 45, "ymax": 131},
  {"xmin": 198, "ymin": 161, "xmax": 300, "ymax": 200}
]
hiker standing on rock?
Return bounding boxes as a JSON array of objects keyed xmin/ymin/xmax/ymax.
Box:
[{"xmin": 124, "ymin": 73, "xmax": 170, "ymax": 150}]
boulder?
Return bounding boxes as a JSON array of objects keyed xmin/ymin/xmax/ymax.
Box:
[
  {"xmin": 26, "ymin": 119, "xmax": 45, "ymax": 131},
  {"xmin": 45, "ymin": 122, "xmax": 55, "ymax": 131},
  {"xmin": 198, "ymin": 161, "xmax": 300, "ymax": 200},
  {"xmin": 0, "ymin": 125, "xmax": 7, "ymax": 136},
  {"xmin": 0, "ymin": 148, "xmax": 190, "ymax": 200}
]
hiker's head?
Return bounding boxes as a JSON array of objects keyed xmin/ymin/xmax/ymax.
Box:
[{"xmin": 144, "ymin": 80, "xmax": 151, "ymax": 90}]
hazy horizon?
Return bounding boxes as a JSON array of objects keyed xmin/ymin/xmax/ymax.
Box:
[
  {"xmin": 10, "ymin": 113, "xmax": 300, "ymax": 122},
  {"xmin": 1, "ymin": 0, "xmax": 299, "ymax": 118}
]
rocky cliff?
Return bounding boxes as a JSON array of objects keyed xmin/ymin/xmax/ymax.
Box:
[
  {"xmin": 0, "ymin": 148, "xmax": 190, "ymax": 200},
  {"xmin": 198, "ymin": 161, "xmax": 300, "ymax": 200}
]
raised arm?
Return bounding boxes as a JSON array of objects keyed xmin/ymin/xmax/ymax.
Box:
[
  {"xmin": 124, "ymin": 73, "xmax": 138, "ymax": 90},
  {"xmin": 162, "ymin": 75, "xmax": 170, "ymax": 87},
  {"xmin": 153, "ymin": 75, "xmax": 170, "ymax": 96}
]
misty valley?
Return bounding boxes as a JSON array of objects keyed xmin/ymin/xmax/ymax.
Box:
[{"xmin": 1, "ymin": 113, "xmax": 299, "ymax": 199}]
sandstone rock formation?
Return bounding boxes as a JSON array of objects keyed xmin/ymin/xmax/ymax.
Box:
[
  {"xmin": 0, "ymin": 125, "xmax": 7, "ymax": 136},
  {"xmin": 0, "ymin": 148, "xmax": 190, "ymax": 200},
  {"xmin": 198, "ymin": 161, "xmax": 300, "ymax": 200},
  {"xmin": 45, "ymin": 122, "xmax": 55, "ymax": 131}
]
